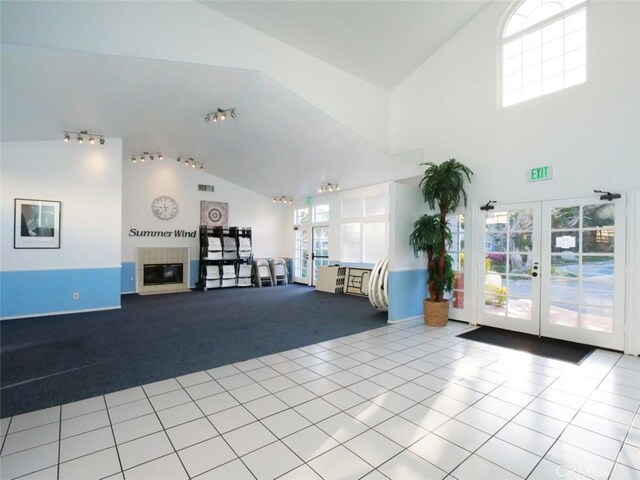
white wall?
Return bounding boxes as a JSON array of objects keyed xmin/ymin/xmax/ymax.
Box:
[
  {"xmin": 1, "ymin": 140, "xmax": 122, "ymax": 271},
  {"xmin": 122, "ymin": 157, "xmax": 286, "ymax": 265},
  {"xmin": 388, "ymin": 182, "xmax": 426, "ymax": 272},
  {"xmin": 1, "ymin": 0, "xmax": 390, "ymax": 153},
  {"xmin": 391, "ymin": 1, "xmax": 640, "ymax": 203}
]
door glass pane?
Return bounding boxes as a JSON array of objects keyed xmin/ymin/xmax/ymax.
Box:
[
  {"xmin": 484, "ymin": 295, "xmax": 506, "ymax": 316},
  {"xmin": 486, "ymin": 253, "xmax": 507, "ymax": 274},
  {"xmin": 507, "ymin": 298, "xmax": 532, "ymax": 319},
  {"xmin": 551, "ymin": 255, "xmax": 579, "ymax": 277},
  {"xmin": 551, "ymin": 206, "xmax": 579, "ymax": 229},
  {"xmin": 509, "ymin": 232, "xmax": 533, "ymax": 252},
  {"xmin": 580, "ymin": 306, "xmax": 613, "ymax": 332},
  {"xmin": 509, "ymin": 209, "xmax": 533, "ymax": 230},
  {"xmin": 486, "ymin": 211, "xmax": 507, "ymax": 231},
  {"xmin": 581, "ymin": 256, "xmax": 613, "ymax": 279},
  {"xmin": 550, "ymin": 303, "xmax": 579, "ymax": 327},
  {"xmin": 582, "ymin": 228, "xmax": 614, "ymax": 253},
  {"xmin": 551, "ymin": 230, "xmax": 579, "ymax": 253},
  {"xmin": 294, "ymin": 229, "xmax": 308, "ymax": 280},
  {"xmin": 509, "ymin": 253, "xmax": 532, "ymax": 275},
  {"xmin": 506, "ymin": 275, "xmax": 532, "ymax": 299},
  {"xmin": 313, "ymin": 227, "xmax": 329, "ymax": 282},
  {"xmin": 582, "ymin": 204, "xmax": 614, "ymax": 228},
  {"xmin": 581, "ymin": 281, "xmax": 613, "ymax": 307},
  {"xmin": 549, "ymin": 278, "xmax": 579, "ymax": 303},
  {"xmin": 486, "ymin": 234, "xmax": 507, "ymax": 252}
]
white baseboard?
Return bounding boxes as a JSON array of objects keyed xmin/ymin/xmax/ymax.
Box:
[{"xmin": 387, "ymin": 315, "xmax": 423, "ymax": 325}]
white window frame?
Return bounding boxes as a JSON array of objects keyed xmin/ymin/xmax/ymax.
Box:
[
  {"xmin": 500, "ymin": 0, "xmax": 587, "ymax": 107},
  {"xmin": 339, "ymin": 197, "xmax": 388, "ymax": 264}
]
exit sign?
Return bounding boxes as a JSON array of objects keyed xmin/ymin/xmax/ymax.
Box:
[{"xmin": 529, "ymin": 165, "xmax": 553, "ymax": 182}]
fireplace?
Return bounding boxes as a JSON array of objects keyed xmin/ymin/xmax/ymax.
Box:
[
  {"xmin": 143, "ymin": 263, "xmax": 184, "ymax": 286},
  {"xmin": 137, "ymin": 247, "xmax": 190, "ymax": 295}
]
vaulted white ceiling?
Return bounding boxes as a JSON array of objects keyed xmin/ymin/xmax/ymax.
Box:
[
  {"xmin": 1, "ymin": 45, "xmax": 417, "ymax": 198},
  {"xmin": 200, "ymin": 1, "xmax": 490, "ymax": 90},
  {"xmin": 1, "ymin": 1, "xmax": 489, "ymax": 199}
]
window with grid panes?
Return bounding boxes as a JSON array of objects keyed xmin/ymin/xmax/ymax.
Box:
[{"xmin": 502, "ymin": 0, "xmax": 586, "ymax": 107}]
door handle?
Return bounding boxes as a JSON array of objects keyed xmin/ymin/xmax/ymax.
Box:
[{"xmin": 532, "ymin": 272, "xmax": 538, "ymax": 277}]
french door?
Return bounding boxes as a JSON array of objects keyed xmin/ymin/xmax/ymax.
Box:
[
  {"xmin": 478, "ymin": 196, "xmax": 625, "ymax": 350},
  {"xmin": 293, "ymin": 228, "xmax": 309, "ymax": 284},
  {"xmin": 312, "ymin": 227, "xmax": 329, "ymax": 286}
]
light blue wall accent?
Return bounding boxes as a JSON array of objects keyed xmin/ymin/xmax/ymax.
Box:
[
  {"xmin": 388, "ymin": 269, "xmax": 428, "ymax": 321},
  {"xmin": 1, "ymin": 268, "xmax": 121, "ymax": 318},
  {"xmin": 121, "ymin": 262, "xmax": 136, "ymax": 293},
  {"xmin": 190, "ymin": 260, "xmax": 199, "ymax": 288}
]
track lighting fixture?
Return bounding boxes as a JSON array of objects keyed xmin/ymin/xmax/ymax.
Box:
[
  {"xmin": 130, "ymin": 151, "xmax": 163, "ymax": 164},
  {"xmin": 273, "ymin": 196, "xmax": 293, "ymax": 204},
  {"xmin": 177, "ymin": 156, "xmax": 205, "ymax": 172},
  {"xmin": 205, "ymin": 107, "xmax": 237, "ymax": 124},
  {"xmin": 63, "ymin": 130, "xmax": 105, "ymax": 145},
  {"xmin": 319, "ymin": 183, "xmax": 339, "ymax": 193}
]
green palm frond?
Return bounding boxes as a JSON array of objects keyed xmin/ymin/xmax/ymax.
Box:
[{"xmin": 419, "ymin": 159, "xmax": 473, "ymax": 212}]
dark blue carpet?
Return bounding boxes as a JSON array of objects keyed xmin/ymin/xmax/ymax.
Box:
[{"xmin": 1, "ymin": 285, "xmax": 387, "ymax": 417}]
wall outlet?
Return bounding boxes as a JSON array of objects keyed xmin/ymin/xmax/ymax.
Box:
[{"xmin": 73, "ymin": 292, "xmax": 79, "ymax": 300}]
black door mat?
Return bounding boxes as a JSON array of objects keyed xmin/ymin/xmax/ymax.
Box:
[{"xmin": 457, "ymin": 326, "xmax": 595, "ymax": 364}]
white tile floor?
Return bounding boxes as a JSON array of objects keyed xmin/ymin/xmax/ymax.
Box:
[{"xmin": 1, "ymin": 320, "xmax": 640, "ymax": 480}]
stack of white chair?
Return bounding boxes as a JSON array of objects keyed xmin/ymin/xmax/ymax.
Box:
[
  {"xmin": 254, "ymin": 259, "xmax": 273, "ymax": 287},
  {"xmin": 270, "ymin": 258, "xmax": 289, "ymax": 286}
]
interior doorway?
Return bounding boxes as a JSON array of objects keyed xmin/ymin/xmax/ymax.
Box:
[{"xmin": 312, "ymin": 226, "xmax": 329, "ymax": 286}]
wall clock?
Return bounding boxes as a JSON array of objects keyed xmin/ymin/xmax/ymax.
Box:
[{"xmin": 152, "ymin": 196, "xmax": 178, "ymax": 220}]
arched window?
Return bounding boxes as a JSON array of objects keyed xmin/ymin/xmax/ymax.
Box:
[{"xmin": 501, "ymin": 0, "xmax": 586, "ymax": 107}]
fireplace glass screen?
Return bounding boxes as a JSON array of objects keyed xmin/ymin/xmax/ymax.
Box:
[{"xmin": 143, "ymin": 263, "xmax": 184, "ymax": 286}]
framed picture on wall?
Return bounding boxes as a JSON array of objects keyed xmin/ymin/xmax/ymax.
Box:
[
  {"xmin": 200, "ymin": 201, "xmax": 229, "ymax": 228},
  {"xmin": 14, "ymin": 198, "xmax": 61, "ymax": 249}
]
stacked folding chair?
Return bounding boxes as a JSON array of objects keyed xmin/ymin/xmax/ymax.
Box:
[
  {"xmin": 270, "ymin": 258, "xmax": 289, "ymax": 286},
  {"xmin": 254, "ymin": 259, "xmax": 273, "ymax": 287}
]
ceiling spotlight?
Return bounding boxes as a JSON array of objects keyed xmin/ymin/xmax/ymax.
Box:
[
  {"xmin": 319, "ymin": 183, "xmax": 340, "ymax": 193},
  {"xmin": 131, "ymin": 156, "xmax": 136, "ymax": 163},
  {"xmin": 177, "ymin": 156, "xmax": 181, "ymax": 163},
  {"xmin": 191, "ymin": 161, "xmax": 196, "ymax": 168},
  {"xmin": 150, "ymin": 155, "xmax": 154, "ymax": 161},
  {"xmin": 130, "ymin": 151, "xmax": 163, "ymax": 165},
  {"xmin": 158, "ymin": 154, "xmax": 163, "ymax": 160},
  {"xmin": 274, "ymin": 195, "xmax": 292, "ymax": 204},
  {"xmin": 140, "ymin": 155, "xmax": 145, "ymax": 162},
  {"xmin": 206, "ymin": 108, "xmax": 236, "ymax": 125},
  {"xmin": 185, "ymin": 158, "xmax": 189, "ymax": 166},
  {"xmin": 200, "ymin": 165, "xmax": 204, "ymax": 171},
  {"xmin": 63, "ymin": 130, "xmax": 104, "ymax": 145}
]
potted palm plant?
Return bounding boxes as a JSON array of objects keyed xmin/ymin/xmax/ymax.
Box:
[{"xmin": 409, "ymin": 159, "xmax": 473, "ymax": 326}]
